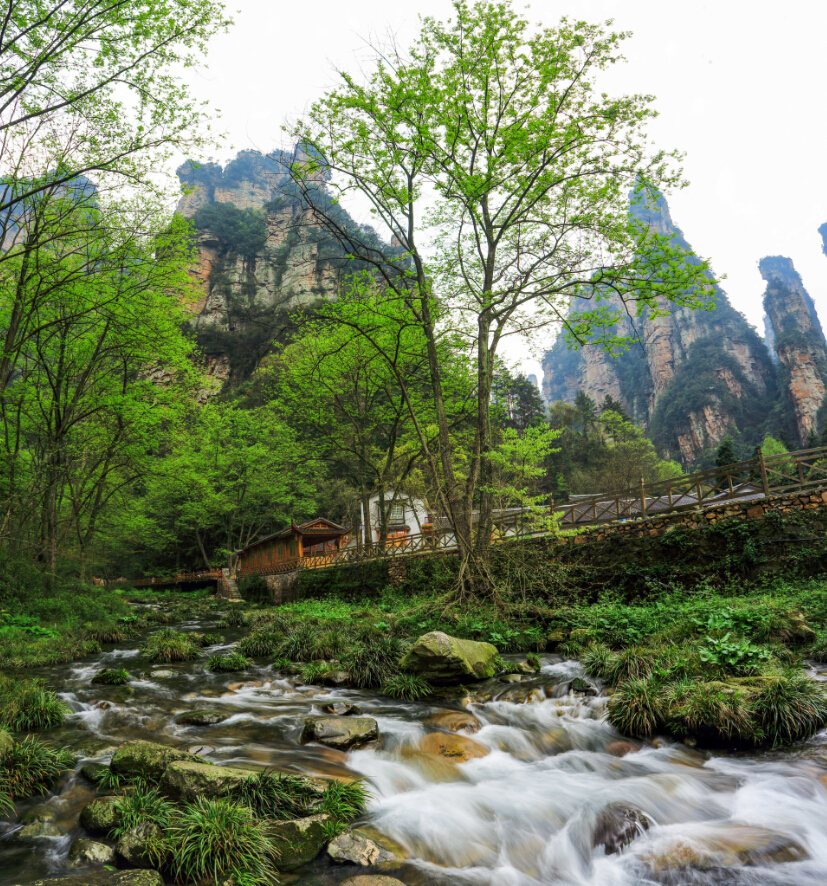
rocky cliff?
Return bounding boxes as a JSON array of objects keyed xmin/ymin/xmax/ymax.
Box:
[
  {"xmin": 176, "ymin": 150, "xmax": 375, "ymax": 389},
  {"xmin": 759, "ymin": 256, "xmax": 827, "ymax": 445},
  {"xmin": 543, "ymin": 196, "xmax": 779, "ymax": 463}
]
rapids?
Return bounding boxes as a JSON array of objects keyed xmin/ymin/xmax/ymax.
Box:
[{"xmin": 3, "ymin": 607, "xmax": 827, "ymax": 886}]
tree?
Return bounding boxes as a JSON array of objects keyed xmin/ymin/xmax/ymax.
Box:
[
  {"xmin": 596, "ymin": 411, "xmax": 682, "ymax": 491},
  {"xmin": 288, "ymin": 0, "xmax": 716, "ymax": 598},
  {"xmin": 492, "ymin": 367, "xmax": 546, "ymax": 431},
  {"xmin": 601, "ymin": 395, "xmax": 631, "ymax": 423},
  {"xmin": 715, "ymin": 436, "xmax": 738, "ymax": 468}
]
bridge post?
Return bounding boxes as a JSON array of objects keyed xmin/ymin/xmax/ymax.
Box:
[
  {"xmin": 639, "ymin": 477, "xmax": 647, "ymax": 519},
  {"xmin": 758, "ymin": 449, "xmax": 770, "ymax": 497}
]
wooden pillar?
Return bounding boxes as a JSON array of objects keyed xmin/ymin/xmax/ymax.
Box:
[
  {"xmin": 640, "ymin": 477, "xmax": 647, "ymax": 519},
  {"xmin": 758, "ymin": 448, "xmax": 770, "ymax": 497}
]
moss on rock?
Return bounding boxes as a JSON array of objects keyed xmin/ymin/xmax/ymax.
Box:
[{"xmin": 400, "ymin": 631, "xmax": 499, "ymax": 683}]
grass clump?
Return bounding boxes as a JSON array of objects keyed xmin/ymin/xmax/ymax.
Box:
[
  {"xmin": 84, "ymin": 623, "xmax": 130, "ymax": 644},
  {"xmin": 751, "ymin": 669, "xmax": 827, "ymax": 746},
  {"xmin": 143, "ymin": 627, "xmax": 199, "ymax": 663},
  {"xmin": 607, "ymin": 676, "xmax": 665, "ymax": 737},
  {"xmin": 91, "ymin": 667, "xmax": 130, "ymax": 685},
  {"xmin": 217, "ymin": 607, "xmax": 248, "ymax": 628},
  {"xmin": 228, "ymin": 770, "xmax": 321, "ymax": 820},
  {"xmin": 206, "ymin": 652, "xmax": 253, "ymax": 672},
  {"xmin": 318, "ymin": 779, "xmax": 369, "ymax": 822},
  {"xmin": 239, "ymin": 629, "xmax": 284, "ymax": 658},
  {"xmin": 0, "ymin": 676, "xmax": 69, "ymax": 731},
  {"xmin": 166, "ymin": 797, "xmax": 277, "ymax": 886},
  {"xmin": 111, "ymin": 781, "xmax": 175, "ymax": 838},
  {"xmin": 381, "ymin": 674, "xmax": 433, "ymax": 700},
  {"xmin": 341, "ymin": 636, "xmax": 406, "ymax": 689},
  {"xmin": 0, "ymin": 736, "xmax": 74, "ymax": 799}
]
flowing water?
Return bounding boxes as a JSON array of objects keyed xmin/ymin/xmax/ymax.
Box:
[{"xmin": 3, "ymin": 607, "xmax": 827, "ymax": 886}]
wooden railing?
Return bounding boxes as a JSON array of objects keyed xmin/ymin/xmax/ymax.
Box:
[{"xmin": 117, "ymin": 445, "xmax": 827, "ymax": 587}]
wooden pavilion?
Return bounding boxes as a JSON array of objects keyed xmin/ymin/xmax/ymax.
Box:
[{"xmin": 236, "ymin": 519, "xmax": 350, "ymax": 576}]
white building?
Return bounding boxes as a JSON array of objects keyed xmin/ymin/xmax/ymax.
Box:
[{"xmin": 363, "ymin": 490, "xmax": 431, "ymax": 543}]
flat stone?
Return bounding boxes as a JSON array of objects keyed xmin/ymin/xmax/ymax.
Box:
[
  {"xmin": 340, "ymin": 877, "xmax": 406, "ymax": 886},
  {"xmin": 67, "ymin": 838, "xmax": 115, "ymax": 867},
  {"xmin": 110, "ymin": 740, "xmax": 193, "ymax": 782},
  {"xmin": 328, "ymin": 830, "xmax": 399, "ymax": 865},
  {"xmin": 177, "ymin": 709, "xmax": 229, "ymax": 726},
  {"xmin": 499, "ymin": 674, "xmax": 525, "ymax": 683},
  {"xmin": 418, "ymin": 732, "xmax": 488, "ymax": 762},
  {"xmin": 72, "ymin": 738, "xmax": 121, "ymax": 758},
  {"xmin": 158, "ymin": 760, "xmax": 251, "ymax": 803},
  {"xmin": 227, "ymin": 680, "xmax": 262, "ymax": 690},
  {"xmin": 15, "ymin": 821, "xmax": 63, "ymax": 839},
  {"xmin": 20, "ymin": 805, "xmax": 58, "ymax": 824},
  {"xmin": 272, "ymin": 814, "xmax": 332, "ymax": 870},
  {"xmin": 302, "ymin": 717, "xmax": 379, "ymax": 750},
  {"xmin": 425, "ymin": 710, "xmax": 481, "ymax": 734},
  {"xmin": 11, "ymin": 873, "xmax": 164, "ymax": 886},
  {"xmin": 150, "ymin": 670, "xmax": 174, "ymax": 678}
]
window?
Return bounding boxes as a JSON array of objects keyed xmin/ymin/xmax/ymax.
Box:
[{"xmin": 389, "ymin": 501, "xmax": 405, "ymax": 524}]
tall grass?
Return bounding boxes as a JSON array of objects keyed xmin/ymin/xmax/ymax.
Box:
[
  {"xmin": 142, "ymin": 628, "xmax": 199, "ymax": 663},
  {"xmin": 0, "ymin": 676, "xmax": 69, "ymax": 730},
  {"xmin": 111, "ymin": 781, "xmax": 175, "ymax": 838},
  {"xmin": 0, "ymin": 736, "xmax": 74, "ymax": 799},
  {"xmin": 227, "ymin": 770, "xmax": 321, "ymax": 820},
  {"xmin": 206, "ymin": 652, "xmax": 253, "ymax": 672}
]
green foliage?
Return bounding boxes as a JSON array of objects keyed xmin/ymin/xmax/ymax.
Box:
[
  {"xmin": 111, "ymin": 782, "xmax": 176, "ymax": 838},
  {"xmin": 191, "ymin": 203, "xmax": 267, "ymax": 259},
  {"xmin": 607, "ymin": 676, "xmax": 665, "ymax": 737},
  {"xmin": 206, "ymin": 652, "xmax": 253, "ymax": 672},
  {"xmin": 0, "ymin": 736, "xmax": 74, "ymax": 799},
  {"xmin": 381, "ymin": 674, "xmax": 433, "ymax": 700},
  {"xmin": 239, "ymin": 629, "xmax": 284, "ymax": 658},
  {"xmin": 0, "ymin": 676, "xmax": 69, "ymax": 731},
  {"xmin": 318, "ymin": 779, "xmax": 370, "ymax": 822},
  {"xmin": 239, "ymin": 574, "xmax": 272, "ymax": 604},
  {"xmin": 91, "ymin": 667, "xmax": 130, "ymax": 685},
  {"xmin": 143, "ymin": 628, "xmax": 200, "ymax": 663},
  {"xmin": 166, "ymin": 797, "xmax": 278, "ymax": 886},
  {"xmin": 715, "ymin": 436, "xmax": 738, "ymax": 468},
  {"xmin": 218, "ymin": 606, "xmax": 249, "ymax": 628},
  {"xmin": 341, "ymin": 636, "xmax": 406, "ymax": 689},
  {"xmin": 751, "ymin": 670, "xmax": 827, "ymax": 747},
  {"xmin": 227, "ymin": 770, "xmax": 321, "ymax": 821},
  {"xmin": 698, "ymin": 634, "xmax": 772, "ymax": 674}
]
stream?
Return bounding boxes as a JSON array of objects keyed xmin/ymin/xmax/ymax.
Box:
[{"xmin": 3, "ymin": 606, "xmax": 827, "ymax": 886}]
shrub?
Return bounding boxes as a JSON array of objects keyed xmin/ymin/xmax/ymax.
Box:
[
  {"xmin": 750, "ymin": 671, "xmax": 827, "ymax": 746},
  {"xmin": 143, "ymin": 628, "xmax": 199, "ymax": 663},
  {"xmin": 201, "ymin": 633, "xmax": 225, "ymax": 646},
  {"xmin": 311, "ymin": 629, "xmax": 347, "ymax": 661},
  {"xmin": 91, "ymin": 667, "xmax": 130, "ymax": 685},
  {"xmin": 0, "ymin": 736, "xmax": 74, "ymax": 799},
  {"xmin": 207, "ymin": 652, "xmax": 253, "ymax": 672},
  {"xmin": 606, "ymin": 676, "xmax": 665, "ymax": 738},
  {"xmin": 111, "ymin": 781, "xmax": 175, "ymax": 838},
  {"xmin": 381, "ymin": 674, "xmax": 433, "ymax": 700},
  {"xmin": 227, "ymin": 770, "xmax": 320, "ymax": 820},
  {"xmin": 166, "ymin": 797, "xmax": 278, "ymax": 886},
  {"xmin": 603, "ymin": 647, "xmax": 658, "ymax": 687},
  {"xmin": 0, "ymin": 676, "xmax": 69, "ymax": 730},
  {"xmin": 239, "ymin": 630, "xmax": 284, "ymax": 658}
]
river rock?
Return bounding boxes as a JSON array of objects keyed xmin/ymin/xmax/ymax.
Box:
[
  {"xmin": 322, "ymin": 701, "xmax": 360, "ymax": 715},
  {"xmin": 606, "ymin": 741, "xmax": 640, "ymax": 757},
  {"xmin": 20, "ymin": 804, "xmax": 58, "ymax": 824},
  {"xmin": 159, "ymin": 760, "xmax": 252, "ymax": 803},
  {"xmin": 400, "ymin": 631, "xmax": 499, "ymax": 683},
  {"xmin": 67, "ymin": 838, "xmax": 115, "ymax": 867},
  {"xmin": 499, "ymin": 674, "xmax": 525, "ymax": 683},
  {"xmin": 115, "ymin": 822, "xmax": 163, "ymax": 869},
  {"xmin": 312, "ymin": 670, "xmax": 353, "ymax": 687},
  {"xmin": 227, "ymin": 680, "xmax": 262, "ymax": 690},
  {"xmin": 593, "ymin": 804, "xmax": 649, "ymax": 855},
  {"xmin": 72, "ymin": 738, "xmax": 121, "ymax": 758},
  {"xmin": 340, "ymin": 877, "xmax": 406, "ymax": 886},
  {"xmin": 177, "ymin": 709, "xmax": 229, "ymax": 726},
  {"xmin": 15, "ymin": 821, "xmax": 63, "ymax": 839},
  {"xmin": 0, "ymin": 728, "xmax": 13, "ymax": 761},
  {"xmin": 81, "ymin": 761, "xmax": 111, "ymax": 784},
  {"xmin": 80, "ymin": 796, "xmax": 123, "ymax": 835},
  {"xmin": 327, "ymin": 829, "xmax": 399, "ymax": 865},
  {"xmin": 426, "ymin": 710, "xmax": 481, "ymax": 733},
  {"xmin": 302, "ymin": 717, "xmax": 379, "ymax": 750},
  {"xmin": 418, "ymin": 732, "xmax": 488, "ymax": 762},
  {"xmin": 110, "ymin": 740, "xmax": 193, "ymax": 782},
  {"xmin": 149, "ymin": 670, "xmax": 174, "ymax": 678},
  {"xmin": 272, "ymin": 813, "xmax": 332, "ymax": 870},
  {"xmin": 569, "ymin": 677, "xmax": 598, "ymax": 695},
  {"xmin": 12, "ymin": 873, "xmax": 164, "ymax": 886},
  {"xmin": 785, "ymin": 609, "xmax": 817, "ymax": 644}
]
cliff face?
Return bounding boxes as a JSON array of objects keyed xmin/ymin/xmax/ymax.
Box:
[
  {"xmin": 759, "ymin": 256, "xmax": 827, "ymax": 445},
  {"xmin": 542, "ymin": 196, "xmax": 777, "ymax": 463},
  {"xmin": 176, "ymin": 151, "xmax": 365, "ymax": 389}
]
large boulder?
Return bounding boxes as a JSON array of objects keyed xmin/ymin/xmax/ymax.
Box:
[
  {"xmin": 80, "ymin": 796, "xmax": 123, "ymax": 835},
  {"xmin": 301, "ymin": 717, "xmax": 379, "ymax": 750},
  {"xmin": 400, "ymin": 632, "xmax": 498, "ymax": 682},
  {"xmin": 115, "ymin": 822, "xmax": 163, "ymax": 869},
  {"xmin": 158, "ymin": 760, "xmax": 256, "ymax": 803},
  {"xmin": 67, "ymin": 838, "xmax": 115, "ymax": 867},
  {"xmin": 272, "ymin": 814, "xmax": 332, "ymax": 870},
  {"xmin": 327, "ymin": 829, "xmax": 400, "ymax": 865},
  {"xmin": 13, "ymin": 873, "xmax": 164, "ymax": 886},
  {"xmin": 110, "ymin": 741, "xmax": 193, "ymax": 782}
]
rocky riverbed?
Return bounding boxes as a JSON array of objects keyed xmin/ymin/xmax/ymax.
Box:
[{"xmin": 4, "ymin": 605, "xmax": 827, "ymax": 886}]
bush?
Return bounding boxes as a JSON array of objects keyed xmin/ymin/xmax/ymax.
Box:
[
  {"xmin": 217, "ymin": 606, "xmax": 248, "ymax": 628},
  {"xmin": 606, "ymin": 676, "xmax": 665, "ymax": 738},
  {"xmin": 0, "ymin": 736, "xmax": 74, "ymax": 799},
  {"xmin": 84, "ymin": 623, "xmax": 130, "ymax": 644},
  {"xmin": 0, "ymin": 676, "xmax": 69, "ymax": 730},
  {"xmin": 166, "ymin": 798, "xmax": 278, "ymax": 885},
  {"xmin": 206, "ymin": 652, "xmax": 253, "ymax": 672},
  {"xmin": 275, "ymin": 623, "xmax": 319, "ymax": 662},
  {"xmin": 381, "ymin": 674, "xmax": 433, "ymax": 700},
  {"xmin": 143, "ymin": 628, "xmax": 200, "ymax": 663}
]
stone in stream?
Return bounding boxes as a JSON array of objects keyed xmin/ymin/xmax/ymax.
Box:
[
  {"xmin": 312, "ymin": 670, "xmax": 353, "ymax": 688},
  {"xmin": 14, "ymin": 821, "xmax": 63, "ymax": 840},
  {"xmin": 272, "ymin": 813, "xmax": 332, "ymax": 870},
  {"xmin": 400, "ymin": 631, "xmax": 499, "ymax": 683},
  {"xmin": 177, "ymin": 709, "xmax": 229, "ymax": 726},
  {"xmin": 11, "ymin": 873, "xmax": 164, "ymax": 886},
  {"xmin": 302, "ymin": 716, "xmax": 379, "ymax": 750},
  {"xmin": 569, "ymin": 677, "xmax": 598, "ymax": 696},
  {"xmin": 327, "ymin": 829, "xmax": 400, "ymax": 865},
  {"xmin": 19, "ymin": 805, "xmax": 58, "ymax": 824},
  {"xmin": 322, "ymin": 701, "xmax": 360, "ymax": 715},
  {"xmin": 67, "ymin": 838, "xmax": 115, "ymax": 867},
  {"xmin": 72, "ymin": 738, "xmax": 121, "ymax": 758},
  {"xmin": 91, "ymin": 668, "xmax": 130, "ymax": 685},
  {"xmin": 115, "ymin": 822, "xmax": 163, "ymax": 869},
  {"xmin": 80, "ymin": 796, "xmax": 124, "ymax": 834},
  {"xmin": 426, "ymin": 710, "xmax": 481, "ymax": 734},
  {"xmin": 80, "ymin": 761, "xmax": 110, "ymax": 784},
  {"xmin": 499, "ymin": 674, "xmax": 526, "ymax": 683},
  {"xmin": 606, "ymin": 741, "xmax": 640, "ymax": 757},
  {"xmin": 593, "ymin": 804, "xmax": 649, "ymax": 855},
  {"xmin": 110, "ymin": 740, "xmax": 194, "ymax": 782},
  {"xmin": 340, "ymin": 877, "xmax": 406, "ymax": 886},
  {"xmin": 418, "ymin": 732, "xmax": 488, "ymax": 762}
]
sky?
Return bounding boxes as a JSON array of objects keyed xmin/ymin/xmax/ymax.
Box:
[{"xmin": 179, "ymin": 0, "xmax": 827, "ymax": 380}]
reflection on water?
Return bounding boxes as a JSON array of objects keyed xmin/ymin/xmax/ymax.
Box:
[{"xmin": 3, "ymin": 611, "xmax": 827, "ymax": 886}]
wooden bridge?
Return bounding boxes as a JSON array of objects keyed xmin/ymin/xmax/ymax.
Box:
[{"xmin": 115, "ymin": 444, "xmax": 827, "ymax": 590}]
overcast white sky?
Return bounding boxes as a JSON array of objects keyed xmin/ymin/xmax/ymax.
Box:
[{"xmin": 180, "ymin": 0, "xmax": 827, "ymax": 379}]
